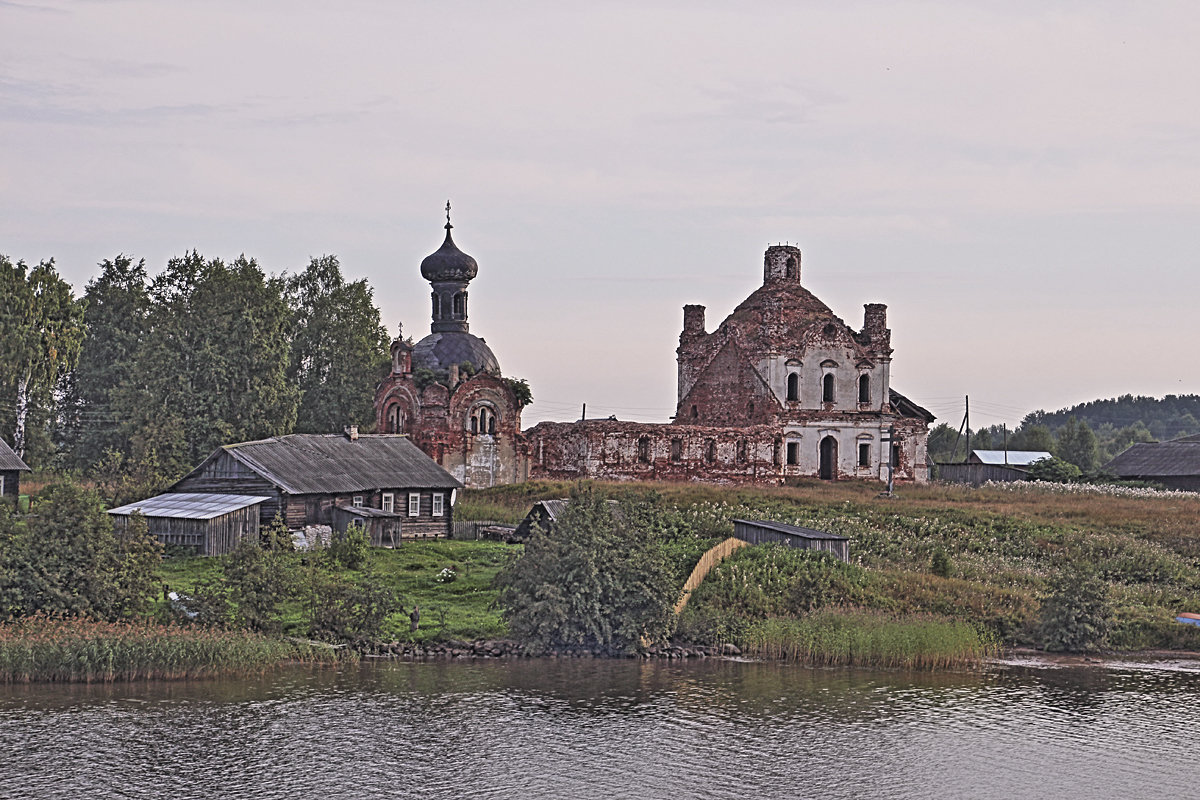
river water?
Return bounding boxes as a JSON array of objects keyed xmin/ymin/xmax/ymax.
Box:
[{"xmin": 2, "ymin": 655, "xmax": 1198, "ymax": 799}]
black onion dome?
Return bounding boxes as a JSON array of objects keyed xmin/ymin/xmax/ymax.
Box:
[
  {"xmin": 420, "ymin": 227, "xmax": 478, "ymax": 282},
  {"xmin": 412, "ymin": 332, "xmax": 500, "ymax": 375}
]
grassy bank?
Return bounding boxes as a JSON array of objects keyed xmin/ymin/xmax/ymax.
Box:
[
  {"xmin": 0, "ymin": 615, "xmax": 341, "ymax": 683},
  {"xmin": 161, "ymin": 540, "xmax": 517, "ymax": 644},
  {"xmin": 739, "ymin": 611, "xmax": 997, "ymax": 669},
  {"xmin": 465, "ymin": 479, "xmax": 1200, "ymax": 653}
]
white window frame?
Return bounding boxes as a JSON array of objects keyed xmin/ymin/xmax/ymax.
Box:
[
  {"xmin": 381, "ymin": 492, "xmax": 394, "ymax": 513},
  {"xmin": 352, "ymin": 495, "xmax": 364, "ymax": 508},
  {"xmin": 432, "ymin": 492, "xmax": 444, "ymax": 517},
  {"xmin": 408, "ymin": 492, "xmax": 421, "ymax": 517}
]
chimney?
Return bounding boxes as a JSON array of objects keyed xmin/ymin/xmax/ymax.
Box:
[
  {"xmin": 344, "ymin": 425, "xmax": 359, "ymax": 441},
  {"xmin": 863, "ymin": 304, "xmax": 891, "ymax": 350}
]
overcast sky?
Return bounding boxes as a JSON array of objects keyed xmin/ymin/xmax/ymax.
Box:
[{"xmin": 4, "ymin": 1, "xmax": 1199, "ymax": 431}]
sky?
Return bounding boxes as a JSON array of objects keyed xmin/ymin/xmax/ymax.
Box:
[{"xmin": 4, "ymin": 1, "xmax": 1200, "ymax": 431}]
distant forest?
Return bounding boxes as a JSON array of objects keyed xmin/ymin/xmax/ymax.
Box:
[{"xmin": 929, "ymin": 394, "xmax": 1200, "ymax": 472}]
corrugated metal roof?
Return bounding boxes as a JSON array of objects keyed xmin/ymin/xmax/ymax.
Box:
[
  {"xmin": 1105, "ymin": 441, "xmax": 1200, "ymax": 478},
  {"xmin": 183, "ymin": 434, "xmax": 462, "ymax": 495},
  {"xmin": 108, "ymin": 492, "xmax": 268, "ymax": 520},
  {"xmin": 0, "ymin": 438, "xmax": 30, "ymax": 472},
  {"xmin": 733, "ymin": 519, "xmax": 848, "ymax": 541},
  {"xmin": 971, "ymin": 450, "xmax": 1052, "ymax": 466}
]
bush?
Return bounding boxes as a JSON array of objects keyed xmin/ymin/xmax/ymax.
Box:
[
  {"xmin": 329, "ymin": 523, "xmax": 369, "ymax": 570},
  {"xmin": 930, "ymin": 546, "xmax": 953, "ymax": 578},
  {"xmin": 1037, "ymin": 565, "xmax": 1112, "ymax": 652},
  {"xmin": 1026, "ymin": 457, "xmax": 1082, "ymax": 483}
]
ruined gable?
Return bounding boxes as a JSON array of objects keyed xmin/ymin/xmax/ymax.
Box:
[{"xmin": 676, "ymin": 337, "xmax": 780, "ymax": 427}]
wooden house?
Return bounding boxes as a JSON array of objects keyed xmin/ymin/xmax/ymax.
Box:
[
  {"xmin": 732, "ymin": 519, "xmax": 850, "ymax": 562},
  {"xmin": 170, "ymin": 431, "xmax": 462, "ymax": 539},
  {"xmin": 107, "ymin": 493, "xmax": 267, "ymax": 556},
  {"xmin": 1104, "ymin": 435, "xmax": 1200, "ymax": 491},
  {"xmin": 0, "ymin": 438, "xmax": 30, "ymax": 508}
]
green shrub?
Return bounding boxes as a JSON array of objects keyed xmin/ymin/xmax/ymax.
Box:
[{"xmin": 1036, "ymin": 566, "xmax": 1112, "ymax": 652}]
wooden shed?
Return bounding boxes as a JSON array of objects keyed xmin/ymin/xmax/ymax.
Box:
[
  {"xmin": 0, "ymin": 438, "xmax": 30, "ymax": 509},
  {"xmin": 107, "ymin": 492, "xmax": 267, "ymax": 556},
  {"xmin": 332, "ymin": 504, "xmax": 407, "ymax": 547},
  {"xmin": 732, "ymin": 519, "xmax": 850, "ymax": 562}
]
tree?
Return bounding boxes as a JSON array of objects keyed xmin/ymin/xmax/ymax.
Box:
[
  {"xmin": 0, "ymin": 257, "xmax": 85, "ymax": 462},
  {"xmin": 1025, "ymin": 456, "xmax": 1082, "ymax": 483},
  {"xmin": 495, "ymin": 485, "xmax": 677, "ymax": 654},
  {"xmin": 285, "ymin": 256, "xmax": 389, "ymax": 434},
  {"xmin": 114, "ymin": 252, "xmax": 298, "ymax": 477},
  {"xmin": 1011, "ymin": 424, "xmax": 1055, "ymax": 453},
  {"xmin": 1055, "ymin": 417, "xmax": 1099, "ymax": 472},
  {"xmin": 59, "ymin": 255, "xmax": 151, "ymax": 472},
  {"xmin": 0, "ymin": 483, "xmax": 161, "ymax": 620},
  {"xmin": 1036, "ymin": 565, "xmax": 1112, "ymax": 652}
]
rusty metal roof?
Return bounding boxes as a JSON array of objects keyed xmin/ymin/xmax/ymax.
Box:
[
  {"xmin": 0, "ymin": 438, "xmax": 30, "ymax": 472},
  {"xmin": 180, "ymin": 434, "xmax": 461, "ymax": 495},
  {"xmin": 1104, "ymin": 441, "xmax": 1200, "ymax": 478}
]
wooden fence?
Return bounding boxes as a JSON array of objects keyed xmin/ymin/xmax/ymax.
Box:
[
  {"xmin": 673, "ymin": 537, "xmax": 749, "ymax": 615},
  {"xmin": 450, "ymin": 519, "xmax": 514, "ymax": 540}
]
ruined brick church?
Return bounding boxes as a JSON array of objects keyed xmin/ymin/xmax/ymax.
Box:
[
  {"xmin": 374, "ymin": 209, "xmax": 526, "ymax": 487},
  {"xmin": 523, "ymin": 243, "xmax": 933, "ymax": 484},
  {"xmin": 376, "ymin": 212, "xmax": 932, "ymax": 487}
]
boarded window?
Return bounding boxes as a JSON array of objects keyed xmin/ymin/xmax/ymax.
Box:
[
  {"xmin": 408, "ymin": 493, "xmax": 421, "ymax": 517},
  {"xmin": 786, "ymin": 442, "xmax": 799, "ymax": 466},
  {"xmin": 432, "ymin": 493, "xmax": 444, "ymax": 517}
]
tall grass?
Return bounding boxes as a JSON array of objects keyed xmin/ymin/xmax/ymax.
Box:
[
  {"xmin": 0, "ymin": 614, "xmax": 341, "ymax": 683},
  {"xmin": 739, "ymin": 610, "xmax": 998, "ymax": 670}
]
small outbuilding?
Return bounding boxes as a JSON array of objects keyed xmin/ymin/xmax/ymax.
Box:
[
  {"xmin": 513, "ymin": 498, "xmax": 625, "ymax": 543},
  {"xmin": 732, "ymin": 519, "xmax": 850, "ymax": 562},
  {"xmin": 107, "ymin": 492, "xmax": 267, "ymax": 556},
  {"xmin": 1104, "ymin": 435, "xmax": 1200, "ymax": 491},
  {"xmin": 0, "ymin": 438, "xmax": 30, "ymax": 508},
  {"xmin": 937, "ymin": 449, "xmax": 1052, "ymax": 485}
]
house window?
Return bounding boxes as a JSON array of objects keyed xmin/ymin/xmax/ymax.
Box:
[
  {"xmin": 352, "ymin": 495, "xmax": 364, "ymax": 508},
  {"xmin": 859, "ymin": 374, "xmax": 870, "ymax": 404},
  {"xmin": 823, "ymin": 373, "xmax": 835, "ymax": 403},
  {"xmin": 787, "ymin": 372, "xmax": 799, "ymax": 402},
  {"xmin": 408, "ymin": 492, "xmax": 421, "ymax": 517},
  {"xmin": 382, "ymin": 493, "xmax": 394, "ymax": 513},
  {"xmin": 786, "ymin": 442, "xmax": 799, "ymax": 466},
  {"xmin": 432, "ymin": 493, "xmax": 444, "ymax": 517},
  {"xmin": 859, "ymin": 443, "xmax": 871, "ymax": 468}
]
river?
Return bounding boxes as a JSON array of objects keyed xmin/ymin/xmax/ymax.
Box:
[{"xmin": 2, "ymin": 655, "xmax": 1197, "ymax": 799}]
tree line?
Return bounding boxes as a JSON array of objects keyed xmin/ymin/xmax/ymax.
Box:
[
  {"xmin": 1, "ymin": 252, "xmax": 391, "ymax": 496},
  {"xmin": 927, "ymin": 394, "xmax": 1200, "ymax": 474}
]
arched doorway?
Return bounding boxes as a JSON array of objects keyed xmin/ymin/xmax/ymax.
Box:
[{"xmin": 819, "ymin": 436, "xmax": 838, "ymax": 480}]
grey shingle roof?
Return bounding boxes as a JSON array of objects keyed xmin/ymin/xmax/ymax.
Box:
[
  {"xmin": 108, "ymin": 493, "xmax": 268, "ymax": 520},
  {"xmin": 1104, "ymin": 441, "xmax": 1200, "ymax": 478},
  {"xmin": 0, "ymin": 439, "xmax": 30, "ymax": 472},
  {"xmin": 191, "ymin": 434, "xmax": 462, "ymax": 495},
  {"xmin": 733, "ymin": 519, "xmax": 848, "ymax": 541}
]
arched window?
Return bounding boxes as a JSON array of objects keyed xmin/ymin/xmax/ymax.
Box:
[
  {"xmin": 785, "ymin": 256, "xmax": 797, "ymax": 279},
  {"xmin": 387, "ymin": 405, "xmax": 405, "ymax": 434},
  {"xmin": 690, "ymin": 404, "xmax": 698, "ymax": 419},
  {"xmin": 431, "ymin": 293, "xmax": 441, "ymax": 319},
  {"xmin": 470, "ymin": 415, "xmax": 478, "ymax": 434},
  {"xmin": 787, "ymin": 372, "xmax": 799, "ymax": 402},
  {"xmin": 488, "ymin": 412, "xmax": 496, "ymax": 435},
  {"xmin": 705, "ymin": 439, "xmax": 716, "ymax": 464},
  {"xmin": 453, "ymin": 292, "xmax": 465, "ymax": 316},
  {"xmin": 859, "ymin": 374, "xmax": 870, "ymax": 404},
  {"xmin": 823, "ymin": 373, "xmax": 835, "ymax": 403}
]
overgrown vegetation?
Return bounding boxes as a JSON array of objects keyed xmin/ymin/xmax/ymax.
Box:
[{"xmin": 0, "ymin": 614, "xmax": 339, "ymax": 683}]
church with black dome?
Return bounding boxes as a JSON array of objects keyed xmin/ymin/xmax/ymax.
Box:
[{"xmin": 374, "ymin": 205, "xmax": 527, "ymax": 487}]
